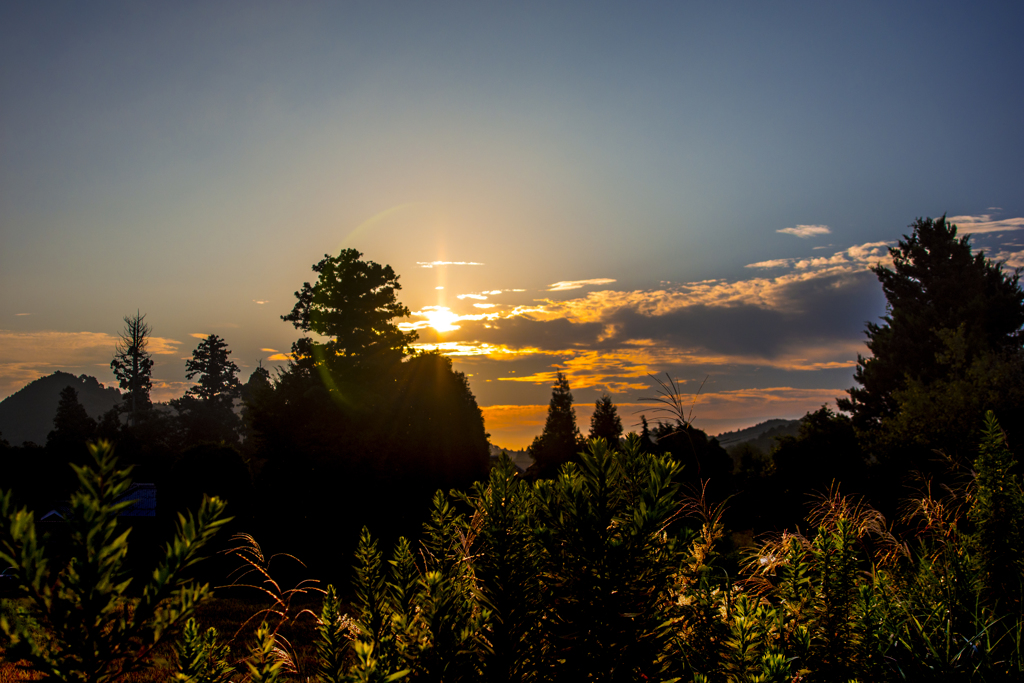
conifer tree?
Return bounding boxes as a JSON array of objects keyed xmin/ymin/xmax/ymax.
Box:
[
  {"xmin": 839, "ymin": 216, "xmax": 1024, "ymax": 439},
  {"xmin": 110, "ymin": 312, "xmax": 154, "ymax": 427},
  {"xmin": 588, "ymin": 393, "xmax": 623, "ymax": 444},
  {"xmin": 47, "ymin": 386, "xmax": 97, "ymax": 448},
  {"xmin": 173, "ymin": 334, "xmax": 242, "ymax": 446},
  {"xmin": 529, "ymin": 372, "xmax": 583, "ymax": 477},
  {"xmin": 282, "ymin": 248, "xmax": 417, "ymax": 375}
]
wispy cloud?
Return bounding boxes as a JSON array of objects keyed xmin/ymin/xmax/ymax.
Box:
[
  {"xmin": 458, "ymin": 293, "xmax": 489, "ymax": 300},
  {"xmin": 948, "ymin": 214, "xmax": 1024, "ymax": 234},
  {"xmin": 190, "ymin": 332, "xmax": 209, "ymax": 339},
  {"xmin": 778, "ymin": 224, "xmax": 831, "ymax": 238},
  {"xmin": 546, "ymin": 278, "xmax": 617, "ymax": 292},
  {"xmin": 15, "ymin": 313, "xmax": 30, "ymax": 316},
  {"xmin": 416, "ymin": 260, "xmax": 485, "ymax": 268},
  {"xmin": 746, "ymin": 258, "xmax": 792, "ymax": 269},
  {"xmin": 253, "ymin": 299, "xmax": 269, "ymax": 305}
]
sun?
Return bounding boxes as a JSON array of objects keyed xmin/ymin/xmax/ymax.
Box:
[{"xmin": 421, "ymin": 306, "xmax": 461, "ymax": 333}]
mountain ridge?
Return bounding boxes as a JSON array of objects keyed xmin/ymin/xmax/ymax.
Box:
[{"xmin": 0, "ymin": 372, "xmax": 121, "ymax": 446}]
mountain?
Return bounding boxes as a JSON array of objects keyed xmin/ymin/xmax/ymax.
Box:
[
  {"xmin": 714, "ymin": 418, "xmax": 801, "ymax": 452},
  {"xmin": 0, "ymin": 372, "xmax": 121, "ymax": 446}
]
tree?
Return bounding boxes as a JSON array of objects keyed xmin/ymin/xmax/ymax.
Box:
[
  {"xmin": 282, "ymin": 249, "xmax": 417, "ymax": 376},
  {"xmin": 837, "ymin": 216, "xmax": 1024, "ymax": 475},
  {"xmin": 183, "ymin": 334, "xmax": 241, "ymax": 405},
  {"xmin": 110, "ymin": 312, "xmax": 155, "ymax": 427},
  {"xmin": 528, "ymin": 372, "xmax": 584, "ymax": 478},
  {"xmin": 839, "ymin": 216, "xmax": 1024, "ymax": 437},
  {"xmin": 47, "ymin": 386, "xmax": 97, "ymax": 449},
  {"xmin": 588, "ymin": 394, "xmax": 623, "ymax": 444},
  {"xmin": 173, "ymin": 334, "xmax": 242, "ymax": 446}
]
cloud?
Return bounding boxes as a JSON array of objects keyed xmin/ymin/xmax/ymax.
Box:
[
  {"xmin": 546, "ymin": 278, "xmax": 617, "ymax": 292},
  {"xmin": 458, "ymin": 293, "xmax": 488, "ymax": 300},
  {"xmin": 15, "ymin": 313, "xmax": 30, "ymax": 316},
  {"xmin": 260, "ymin": 347, "xmax": 279, "ymax": 353},
  {"xmin": 190, "ymin": 332, "xmax": 209, "ymax": 339},
  {"xmin": 778, "ymin": 224, "xmax": 831, "ymax": 238},
  {"xmin": 266, "ymin": 352, "xmax": 295, "ymax": 362},
  {"xmin": 253, "ymin": 299, "xmax": 269, "ymax": 305},
  {"xmin": 989, "ymin": 248, "xmax": 1024, "ymax": 269},
  {"xmin": 417, "ymin": 261, "xmax": 485, "ymax": 268},
  {"xmin": 474, "ymin": 303, "xmax": 497, "ymax": 309},
  {"xmin": 746, "ymin": 259, "xmax": 792, "ymax": 269},
  {"xmin": 948, "ymin": 214, "xmax": 1024, "ymax": 234},
  {"xmin": 744, "ymin": 241, "xmax": 890, "ymax": 272}
]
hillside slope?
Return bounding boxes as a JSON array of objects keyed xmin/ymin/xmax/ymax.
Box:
[{"xmin": 0, "ymin": 372, "xmax": 121, "ymax": 446}]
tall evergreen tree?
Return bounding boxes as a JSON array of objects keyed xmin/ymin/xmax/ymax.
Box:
[
  {"xmin": 173, "ymin": 334, "xmax": 241, "ymax": 445},
  {"xmin": 588, "ymin": 394, "xmax": 623, "ymax": 444},
  {"xmin": 529, "ymin": 372, "xmax": 584, "ymax": 478},
  {"xmin": 110, "ymin": 312, "xmax": 154, "ymax": 427},
  {"xmin": 47, "ymin": 386, "xmax": 96, "ymax": 449},
  {"xmin": 838, "ymin": 215, "xmax": 1024, "ymax": 460},
  {"xmin": 183, "ymin": 335, "xmax": 241, "ymax": 405},
  {"xmin": 282, "ymin": 248, "xmax": 417, "ymax": 376}
]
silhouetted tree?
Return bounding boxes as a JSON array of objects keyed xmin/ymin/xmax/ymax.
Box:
[
  {"xmin": 172, "ymin": 334, "xmax": 241, "ymax": 446},
  {"xmin": 47, "ymin": 386, "xmax": 96, "ymax": 449},
  {"xmin": 838, "ymin": 215, "xmax": 1024, "ymax": 465},
  {"xmin": 110, "ymin": 312, "xmax": 154, "ymax": 427},
  {"xmin": 240, "ymin": 362, "xmax": 273, "ymax": 450},
  {"xmin": 528, "ymin": 372, "xmax": 584, "ymax": 478},
  {"xmin": 639, "ymin": 415, "xmax": 656, "ymax": 453},
  {"xmin": 588, "ymin": 394, "xmax": 623, "ymax": 444},
  {"xmin": 386, "ymin": 351, "xmax": 490, "ymax": 484},
  {"xmin": 282, "ymin": 248, "xmax": 417, "ymax": 377},
  {"xmin": 763, "ymin": 406, "xmax": 866, "ymax": 529},
  {"xmin": 650, "ymin": 420, "xmax": 732, "ymax": 496}
]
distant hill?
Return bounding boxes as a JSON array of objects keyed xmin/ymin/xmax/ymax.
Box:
[
  {"xmin": 489, "ymin": 443, "xmax": 534, "ymax": 473},
  {"xmin": 0, "ymin": 372, "xmax": 121, "ymax": 446},
  {"xmin": 714, "ymin": 418, "xmax": 801, "ymax": 453}
]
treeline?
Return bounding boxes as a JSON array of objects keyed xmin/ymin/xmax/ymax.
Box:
[
  {"xmin": 522, "ymin": 216, "xmax": 1024, "ymax": 546},
  {"xmin": 0, "ymin": 249, "xmax": 491, "ymax": 583}
]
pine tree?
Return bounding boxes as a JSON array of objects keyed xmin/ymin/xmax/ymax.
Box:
[
  {"xmin": 839, "ymin": 216, "xmax": 1024, "ymax": 434},
  {"xmin": 184, "ymin": 334, "xmax": 241, "ymax": 405},
  {"xmin": 110, "ymin": 312, "xmax": 154, "ymax": 427},
  {"xmin": 173, "ymin": 334, "xmax": 242, "ymax": 445},
  {"xmin": 529, "ymin": 372, "xmax": 583, "ymax": 477},
  {"xmin": 282, "ymin": 249, "xmax": 417, "ymax": 376},
  {"xmin": 47, "ymin": 386, "xmax": 97, "ymax": 448},
  {"xmin": 588, "ymin": 394, "xmax": 623, "ymax": 445}
]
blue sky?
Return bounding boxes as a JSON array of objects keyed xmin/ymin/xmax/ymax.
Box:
[{"xmin": 2, "ymin": 1, "xmax": 1023, "ymax": 446}]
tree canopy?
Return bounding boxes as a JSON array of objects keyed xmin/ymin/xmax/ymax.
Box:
[
  {"xmin": 282, "ymin": 249, "xmax": 417, "ymax": 374},
  {"xmin": 172, "ymin": 334, "xmax": 242, "ymax": 446},
  {"xmin": 838, "ymin": 215, "xmax": 1024, "ymax": 460},
  {"xmin": 588, "ymin": 394, "xmax": 623, "ymax": 444},
  {"xmin": 529, "ymin": 372, "xmax": 584, "ymax": 477}
]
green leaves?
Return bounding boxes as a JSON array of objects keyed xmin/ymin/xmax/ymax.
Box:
[{"xmin": 0, "ymin": 441, "xmax": 230, "ymax": 682}]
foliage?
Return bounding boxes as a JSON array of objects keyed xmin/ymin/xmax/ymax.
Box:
[
  {"xmin": 588, "ymin": 393, "xmax": 623, "ymax": 444},
  {"xmin": 0, "ymin": 441, "xmax": 229, "ymax": 682},
  {"xmin": 173, "ymin": 334, "xmax": 242, "ymax": 446},
  {"xmin": 47, "ymin": 386, "xmax": 97, "ymax": 450},
  {"xmin": 173, "ymin": 617, "xmax": 234, "ymax": 683},
  {"xmin": 110, "ymin": 312, "xmax": 155, "ymax": 427},
  {"xmin": 839, "ymin": 215, "xmax": 1024, "ymax": 463},
  {"xmin": 528, "ymin": 372, "xmax": 584, "ymax": 478},
  {"xmin": 282, "ymin": 248, "xmax": 417, "ymax": 376}
]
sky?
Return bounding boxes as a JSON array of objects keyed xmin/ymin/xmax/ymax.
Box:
[{"xmin": 2, "ymin": 1, "xmax": 1023, "ymax": 448}]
